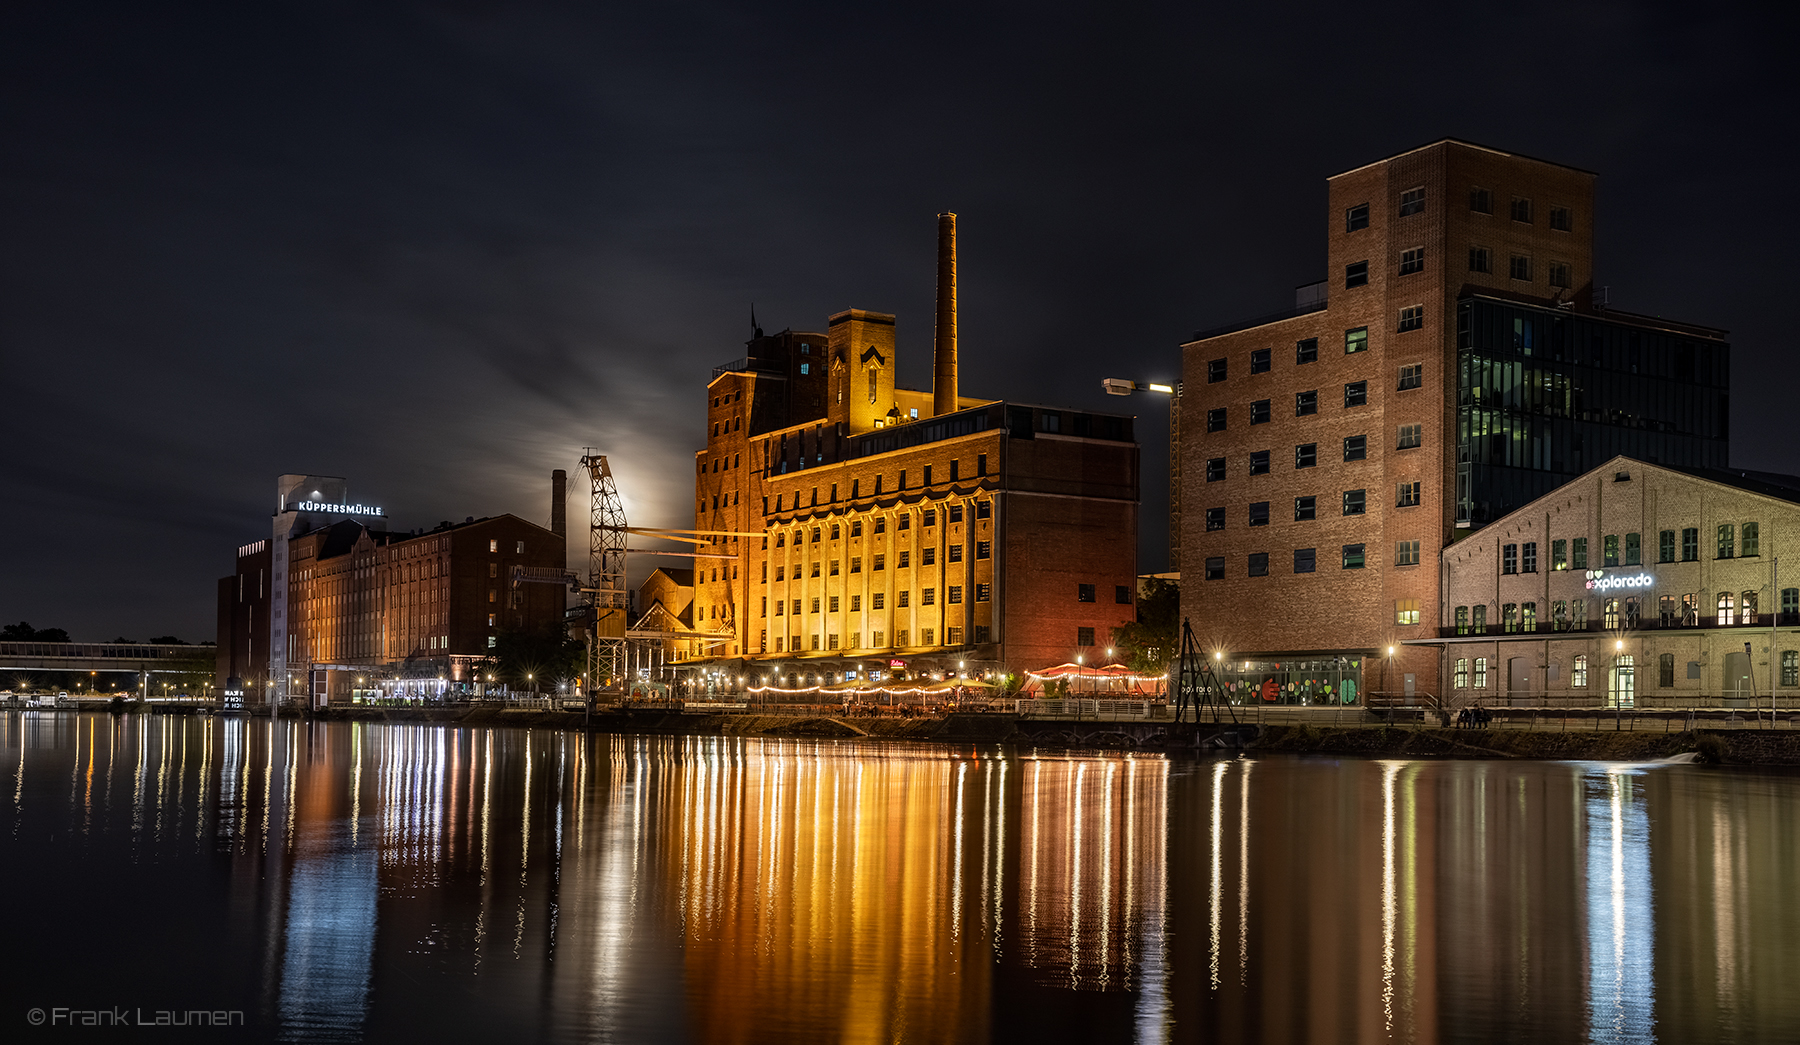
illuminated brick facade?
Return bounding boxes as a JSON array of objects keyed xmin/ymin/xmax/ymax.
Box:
[
  {"xmin": 1180, "ymin": 140, "xmax": 1728, "ymax": 704},
  {"xmin": 690, "ymin": 312, "xmax": 1140, "ymax": 678}
]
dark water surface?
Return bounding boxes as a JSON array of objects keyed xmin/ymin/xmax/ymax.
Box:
[{"xmin": 4, "ymin": 712, "xmax": 1797, "ymax": 1043}]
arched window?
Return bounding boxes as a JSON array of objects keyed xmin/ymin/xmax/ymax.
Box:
[
  {"xmin": 1718, "ymin": 592, "xmax": 1736, "ymax": 626},
  {"xmin": 1742, "ymin": 591, "xmax": 1759, "ymax": 624}
]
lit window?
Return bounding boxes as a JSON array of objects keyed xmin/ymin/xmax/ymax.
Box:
[
  {"xmin": 489, "ymin": 539, "xmax": 498, "ymax": 553},
  {"xmin": 1474, "ymin": 657, "xmax": 1488, "ymax": 688},
  {"xmin": 1345, "ymin": 327, "xmax": 1368, "ymax": 354},
  {"xmin": 1396, "ymin": 599, "xmax": 1419, "ymax": 625},
  {"xmin": 1454, "ymin": 658, "xmax": 1469, "ymax": 688},
  {"xmin": 1455, "ymin": 606, "xmax": 1469, "ymax": 635},
  {"xmin": 1571, "ymin": 655, "xmax": 1587, "ymax": 688}
]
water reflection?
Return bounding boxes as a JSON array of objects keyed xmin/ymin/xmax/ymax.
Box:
[{"xmin": 4, "ymin": 712, "xmax": 1800, "ymax": 1043}]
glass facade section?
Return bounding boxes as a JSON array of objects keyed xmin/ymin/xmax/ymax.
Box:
[
  {"xmin": 1214, "ymin": 657, "xmax": 1363, "ymax": 706},
  {"xmin": 1455, "ymin": 298, "xmax": 1729, "ymax": 525}
]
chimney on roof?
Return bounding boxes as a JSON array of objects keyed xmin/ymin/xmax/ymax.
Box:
[
  {"xmin": 933, "ymin": 212, "xmax": 958, "ymax": 417},
  {"xmin": 551, "ymin": 469, "xmax": 567, "ymax": 540}
]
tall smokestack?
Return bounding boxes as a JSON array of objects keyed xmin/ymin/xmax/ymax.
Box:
[
  {"xmin": 551, "ymin": 469, "xmax": 567, "ymax": 540},
  {"xmin": 933, "ymin": 212, "xmax": 958, "ymax": 417}
]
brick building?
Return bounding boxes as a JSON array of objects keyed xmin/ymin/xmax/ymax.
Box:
[
  {"xmin": 684, "ymin": 215, "xmax": 1141, "ymax": 681},
  {"xmin": 1434, "ymin": 457, "xmax": 1800, "ymax": 709},
  {"xmin": 216, "ymin": 477, "xmax": 567, "ymax": 704},
  {"xmin": 1179, "ymin": 140, "xmax": 1729, "ymax": 704}
]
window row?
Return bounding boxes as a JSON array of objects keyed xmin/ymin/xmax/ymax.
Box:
[
  {"xmin": 1347, "ymin": 189, "xmax": 1572, "ymax": 230},
  {"xmin": 760, "ymin": 543, "xmax": 992, "ymax": 580},
  {"xmin": 1497, "ymin": 523, "xmax": 1760, "ymax": 573},
  {"xmin": 763, "ymin": 501, "xmax": 991, "ymax": 541},
  {"xmin": 1204, "ymin": 431, "xmax": 1425, "ymax": 481},
  {"xmin": 765, "ymin": 467, "xmax": 992, "ymax": 511},
  {"xmin": 1458, "ymin": 651, "xmax": 1800, "ymax": 691},
  {"xmin": 761, "ymin": 625, "xmax": 990, "ymax": 653},
  {"xmin": 763, "ymin": 584, "xmax": 994, "ymax": 615},
  {"xmin": 1204, "ymin": 484, "xmax": 1425, "ymax": 530},
  {"xmin": 1203, "ymin": 543, "xmax": 1383, "ymax": 578},
  {"xmin": 1454, "ymin": 588, "xmax": 1800, "ymax": 633}
]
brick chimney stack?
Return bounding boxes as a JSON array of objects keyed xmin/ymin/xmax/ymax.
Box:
[
  {"xmin": 551, "ymin": 469, "xmax": 567, "ymax": 540},
  {"xmin": 933, "ymin": 212, "xmax": 958, "ymax": 417}
]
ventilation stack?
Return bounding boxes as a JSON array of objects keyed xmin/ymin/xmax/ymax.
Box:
[
  {"xmin": 551, "ymin": 469, "xmax": 567, "ymax": 540},
  {"xmin": 933, "ymin": 212, "xmax": 958, "ymax": 417}
]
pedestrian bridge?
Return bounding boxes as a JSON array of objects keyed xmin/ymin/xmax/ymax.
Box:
[{"xmin": 0, "ymin": 641, "xmax": 213, "ymax": 675}]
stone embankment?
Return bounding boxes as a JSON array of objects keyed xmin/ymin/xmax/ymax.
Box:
[{"xmin": 285, "ymin": 706, "xmax": 1800, "ymax": 764}]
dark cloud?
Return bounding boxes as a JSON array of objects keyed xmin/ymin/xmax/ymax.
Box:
[{"xmin": 1, "ymin": 0, "xmax": 1789, "ymax": 641}]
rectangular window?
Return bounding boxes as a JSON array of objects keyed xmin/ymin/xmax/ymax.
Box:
[
  {"xmin": 1345, "ymin": 327, "xmax": 1368, "ymax": 354},
  {"xmin": 1206, "ymin": 458, "xmax": 1226, "ymax": 482},
  {"xmin": 1624, "ymin": 532, "xmax": 1640, "ymax": 565},
  {"xmin": 1473, "ymin": 605, "xmax": 1487, "ymax": 633},
  {"xmin": 1603, "ymin": 598, "xmax": 1619, "ymax": 629},
  {"xmin": 1552, "ymin": 539, "xmax": 1567, "ymax": 570},
  {"xmin": 828, "ymin": 595, "xmax": 840, "ymax": 612},
  {"xmin": 1345, "ymin": 261, "xmax": 1369, "ymax": 288},
  {"xmin": 1116, "ymin": 585, "xmax": 1131, "ymax": 604},
  {"xmin": 1250, "ymin": 399, "xmax": 1271, "ymax": 424},
  {"xmin": 1295, "ymin": 390, "xmax": 1318, "ymax": 416},
  {"xmin": 1523, "ymin": 602, "xmax": 1537, "ymax": 632},
  {"xmin": 1398, "ymin": 364, "xmax": 1422, "ymax": 390},
  {"xmin": 849, "ymin": 556, "xmax": 862, "ymax": 574},
  {"xmin": 1511, "ymin": 197, "xmax": 1533, "ymax": 223},
  {"xmin": 1205, "ymin": 557, "xmax": 1225, "ymax": 581},
  {"xmin": 1743, "ymin": 522, "xmax": 1760, "ymax": 556},
  {"xmin": 811, "ymin": 597, "xmax": 822, "ymax": 614},
  {"xmin": 1077, "ymin": 627, "xmax": 1095, "ymax": 647},
  {"xmin": 1400, "ymin": 186, "xmax": 1425, "ymax": 215},
  {"xmin": 1474, "ymin": 658, "xmax": 1489, "ymax": 688},
  {"xmin": 1659, "ymin": 654, "xmax": 1676, "ymax": 688},
  {"xmin": 1785, "ymin": 651, "xmax": 1799, "ymax": 688},
  {"xmin": 975, "ymin": 540, "xmax": 990, "ymax": 559},
  {"xmin": 1207, "ymin": 358, "xmax": 1227, "ymax": 383},
  {"xmin": 1342, "ymin": 544, "xmax": 1365, "ymax": 569},
  {"xmin": 1718, "ymin": 524, "xmax": 1735, "ymax": 559},
  {"xmin": 1603, "ymin": 534, "xmax": 1619, "ymax": 566},
  {"xmin": 1455, "ymin": 658, "xmax": 1470, "ymax": 689},
  {"xmin": 1572, "ymin": 599, "xmax": 1586, "ymax": 629},
  {"xmin": 1294, "ymin": 547, "xmax": 1316, "ymax": 573},
  {"xmin": 976, "ymin": 499, "xmax": 990, "ymax": 519},
  {"xmin": 948, "ymin": 504, "xmax": 963, "ymax": 524},
  {"xmin": 1207, "ymin": 408, "xmax": 1227, "ymax": 432},
  {"xmin": 1343, "ymin": 489, "xmax": 1366, "ymax": 515},
  {"xmin": 1344, "ymin": 380, "xmax": 1368, "ymax": 407},
  {"xmin": 1510, "ymin": 254, "xmax": 1533, "ymax": 281},
  {"xmin": 948, "ymin": 586, "xmax": 962, "ymax": 604},
  {"xmin": 1503, "ymin": 544, "xmax": 1518, "ymax": 574},
  {"xmin": 898, "ymin": 590, "xmax": 910, "ymax": 607},
  {"xmin": 898, "ymin": 550, "xmax": 910, "ymax": 568},
  {"xmin": 1250, "ymin": 348, "xmax": 1271, "ymax": 373},
  {"xmin": 1396, "ymin": 599, "xmax": 1419, "ymax": 625},
  {"xmin": 1397, "ymin": 424, "xmax": 1421, "ymax": 449},
  {"xmin": 1398, "ymin": 305, "xmax": 1424, "ymax": 331},
  {"xmin": 1249, "ymin": 450, "xmax": 1271, "ymax": 475},
  {"xmin": 975, "ymin": 583, "xmax": 991, "ymax": 602},
  {"xmin": 1343, "ymin": 435, "xmax": 1367, "ymax": 461},
  {"xmin": 1395, "ymin": 540, "xmax": 1420, "ymax": 566},
  {"xmin": 1571, "ymin": 655, "xmax": 1588, "ymax": 688},
  {"xmin": 1247, "ymin": 552, "xmax": 1268, "ymax": 577},
  {"xmin": 923, "ymin": 509, "xmax": 936, "ymax": 527},
  {"xmin": 1550, "ymin": 206, "xmax": 1572, "ymax": 232},
  {"xmin": 1396, "ymin": 481, "xmax": 1420, "ymax": 507},
  {"xmin": 1205, "ymin": 507, "xmax": 1226, "ymax": 531},
  {"xmin": 1549, "ymin": 262, "xmax": 1572, "ymax": 289},
  {"xmin": 1346, "ymin": 203, "xmax": 1370, "ymax": 231},
  {"xmin": 1399, "ymin": 247, "xmax": 1424, "ymax": 275},
  {"xmin": 895, "ymin": 630, "xmax": 907, "ymax": 646},
  {"xmin": 978, "ymin": 454, "xmax": 988, "ymax": 477},
  {"xmin": 1682, "ymin": 527, "xmax": 1698, "ymax": 561},
  {"xmin": 1469, "ymin": 246, "xmax": 1492, "ymax": 273},
  {"xmin": 1249, "ymin": 501, "xmax": 1270, "ymax": 526},
  {"xmin": 830, "ymin": 559, "xmax": 841, "ymax": 575},
  {"xmin": 1455, "ymin": 606, "xmax": 1469, "ymax": 635},
  {"xmin": 1523, "ymin": 541, "xmax": 1537, "ymax": 573},
  {"xmin": 850, "ymin": 594, "xmax": 861, "ymax": 611},
  {"xmin": 1295, "ymin": 495, "xmax": 1316, "ymax": 521},
  {"xmin": 1295, "ymin": 443, "xmax": 1317, "ymax": 468},
  {"xmin": 1077, "ymin": 583, "xmax": 1095, "ymax": 602},
  {"xmin": 872, "ymin": 553, "xmax": 885, "ymax": 571},
  {"xmin": 873, "ymin": 592, "xmax": 886, "ymax": 610},
  {"xmin": 1553, "ymin": 600, "xmax": 1569, "ymax": 631},
  {"xmin": 947, "ymin": 545, "xmax": 962, "ymax": 563},
  {"xmin": 1571, "ymin": 537, "xmax": 1588, "ymax": 569},
  {"xmin": 1296, "ymin": 338, "xmax": 1319, "ymax": 364},
  {"xmin": 489, "ymin": 539, "xmax": 498, "ymax": 553},
  {"xmin": 1470, "ymin": 187, "xmax": 1492, "ymax": 214},
  {"xmin": 1658, "ymin": 530, "xmax": 1676, "ymax": 563}
]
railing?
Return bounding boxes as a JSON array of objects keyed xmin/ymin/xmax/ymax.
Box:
[{"xmin": 1438, "ymin": 613, "xmax": 1799, "ymax": 638}]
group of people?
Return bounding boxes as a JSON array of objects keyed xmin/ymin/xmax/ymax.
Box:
[{"xmin": 1455, "ymin": 704, "xmax": 1495, "ymax": 729}]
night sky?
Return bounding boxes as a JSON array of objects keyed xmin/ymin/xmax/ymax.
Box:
[{"xmin": 2, "ymin": 2, "xmax": 1789, "ymax": 644}]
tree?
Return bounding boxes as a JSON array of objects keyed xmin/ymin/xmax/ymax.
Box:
[
  {"xmin": 2, "ymin": 621, "xmax": 69, "ymax": 642},
  {"xmin": 148, "ymin": 635, "xmax": 189, "ymax": 645},
  {"xmin": 1110, "ymin": 577, "xmax": 1180, "ymax": 675},
  {"xmin": 488, "ymin": 624, "xmax": 583, "ymax": 690}
]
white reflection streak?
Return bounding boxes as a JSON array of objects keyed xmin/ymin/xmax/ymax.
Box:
[
  {"xmin": 1585, "ymin": 767, "xmax": 1654, "ymax": 1044},
  {"xmin": 954, "ymin": 761, "xmax": 967, "ymax": 941},
  {"xmin": 1101, "ymin": 761, "xmax": 1115, "ymax": 988},
  {"xmin": 350, "ymin": 724, "xmax": 362, "ymax": 847},
  {"xmin": 1381, "ymin": 760, "xmax": 1401, "ymax": 1032},
  {"xmin": 1133, "ymin": 759, "xmax": 1173, "ymax": 1045},
  {"xmin": 1239, "ymin": 758, "xmax": 1251, "ymax": 984},
  {"xmin": 1070, "ymin": 761, "xmax": 1086, "ymax": 987},
  {"xmin": 1027, "ymin": 760, "xmax": 1041, "ymax": 967},
  {"xmin": 1209, "ymin": 759, "xmax": 1226, "ymax": 990},
  {"xmin": 993, "ymin": 759, "xmax": 1007, "ymax": 955}
]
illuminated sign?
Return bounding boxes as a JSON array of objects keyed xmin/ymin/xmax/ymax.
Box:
[
  {"xmin": 296, "ymin": 500, "xmax": 384, "ymax": 516},
  {"xmin": 1584, "ymin": 569, "xmax": 1653, "ymax": 592}
]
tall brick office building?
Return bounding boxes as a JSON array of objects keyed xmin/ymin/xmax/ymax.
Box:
[
  {"xmin": 685, "ymin": 215, "xmax": 1141, "ymax": 680},
  {"xmin": 1179, "ymin": 140, "xmax": 1729, "ymax": 704}
]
